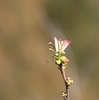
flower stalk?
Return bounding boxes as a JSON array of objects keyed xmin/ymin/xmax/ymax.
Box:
[{"xmin": 59, "ymin": 63, "xmax": 73, "ymax": 100}]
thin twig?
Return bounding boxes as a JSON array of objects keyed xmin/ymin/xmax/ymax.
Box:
[{"xmin": 58, "ymin": 64, "xmax": 69, "ymax": 100}]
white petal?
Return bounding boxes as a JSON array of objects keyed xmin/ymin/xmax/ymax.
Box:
[
  {"xmin": 58, "ymin": 40, "xmax": 61, "ymax": 51},
  {"xmin": 54, "ymin": 37, "xmax": 59, "ymax": 52}
]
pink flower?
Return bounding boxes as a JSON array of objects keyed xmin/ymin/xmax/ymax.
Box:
[{"xmin": 45, "ymin": 37, "xmax": 71, "ymax": 65}]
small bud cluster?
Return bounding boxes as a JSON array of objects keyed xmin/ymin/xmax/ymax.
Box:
[{"xmin": 66, "ymin": 77, "xmax": 73, "ymax": 86}]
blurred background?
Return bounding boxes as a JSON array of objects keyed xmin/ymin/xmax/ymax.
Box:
[{"xmin": 0, "ymin": 0, "xmax": 99, "ymax": 100}]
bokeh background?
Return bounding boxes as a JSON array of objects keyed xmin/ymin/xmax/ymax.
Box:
[{"xmin": 0, "ymin": 0, "xmax": 99, "ymax": 100}]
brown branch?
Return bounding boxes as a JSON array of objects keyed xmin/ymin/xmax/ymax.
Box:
[{"xmin": 58, "ymin": 64, "xmax": 70, "ymax": 100}]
